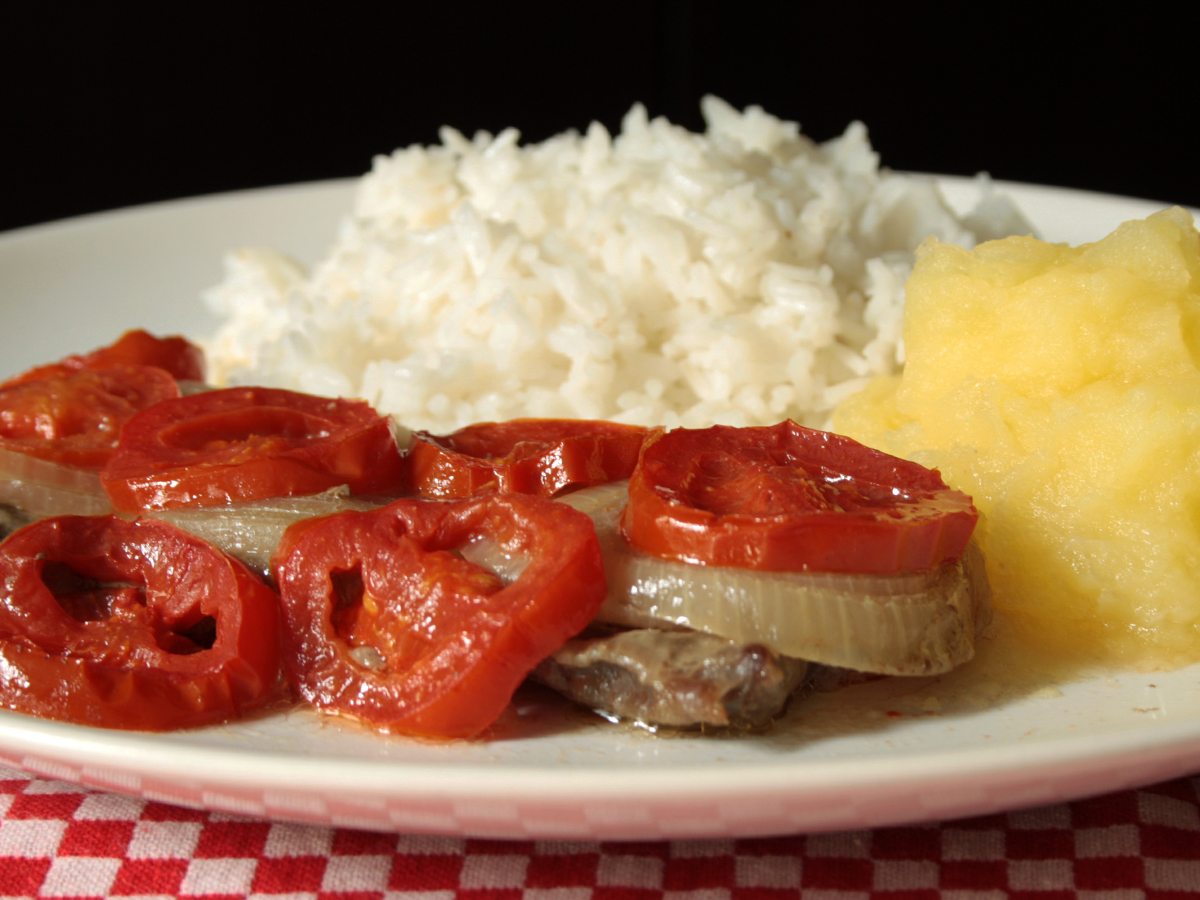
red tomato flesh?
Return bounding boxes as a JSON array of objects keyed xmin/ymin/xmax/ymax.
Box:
[
  {"xmin": 622, "ymin": 421, "xmax": 978, "ymax": 574},
  {"xmin": 100, "ymin": 387, "xmax": 406, "ymax": 511},
  {"xmin": 3, "ymin": 330, "xmax": 205, "ymax": 388},
  {"xmin": 271, "ymin": 494, "xmax": 607, "ymax": 738},
  {"xmin": 0, "ymin": 515, "xmax": 280, "ymax": 730},
  {"xmin": 409, "ymin": 418, "xmax": 649, "ymax": 498},
  {"xmin": 0, "ymin": 366, "xmax": 181, "ymax": 469}
]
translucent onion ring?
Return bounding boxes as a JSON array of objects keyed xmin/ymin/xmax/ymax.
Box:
[
  {"xmin": 558, "ymin": 482, "xmax": 991, "ymax": 676},
  {"xmin": 151, "ymin": 487, "xmax": 385, "ymax": 578},
  {"xmin": 0, "ymin": 446, "xmax": 113, "ymax": 518}
]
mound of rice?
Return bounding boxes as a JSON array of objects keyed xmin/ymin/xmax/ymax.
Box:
[{"xmin": 204, "ymin": 97, "xmax": 1027, "ymax": 432}]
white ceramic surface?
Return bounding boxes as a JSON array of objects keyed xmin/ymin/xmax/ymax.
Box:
[{"xmin": 0, "ymin": 178, "xmax": 1197, "ymax": 840}]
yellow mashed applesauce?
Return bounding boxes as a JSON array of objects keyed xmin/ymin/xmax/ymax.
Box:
[{"xmin": 835, "ymin": 207, "xmax": 1200, "ymax": 668}]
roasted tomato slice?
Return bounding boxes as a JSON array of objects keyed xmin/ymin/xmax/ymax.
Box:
[
  {"xmin": 621, "ymin": 421, "xmax": 978, "ymax": 574},
  {"xmin": 0, "ymin": 515, "xmax": 280, "ymax": 731},
  {"xmin": 100, "ymin": 387, "xmax": 406, "ymax": 511},
  {"xmin": 3, "ymin": 330, "xmax": 205, "ymax": 388},
  {"xmin": 409, "ymin": 418, "xmax": 649, "ymax": 498},
  {"xmin": 271, "ymin": 494, "xmax": 607, "ymax": 738},
  {"xmin": 0, "ymin": 365, "xmax": 181, "ymax": 469}
]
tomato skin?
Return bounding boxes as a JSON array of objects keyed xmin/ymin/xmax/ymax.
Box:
[
  {"xmin": 621, "ymin": 421, "xmax": 979, "ymax": 574},
  {"xmin": 3, "ymin": 330, "xmax": 205, "ymax": 388},
  {"xmin": 409, "ymin": 418, "xmax": 649, "ymax": 498},
  {"xmin": 100, "ymin": 387, "xmax": 407, "ymax": 511},
  {"xmin": 0, "ymin": 515, "xmax": 280, "ymax": 731},
  {"xmin": 271, "ymin": 494, "xmax": 607, "ymax": 738},
  {"xmin": 0, "ymin": 366, "xmax": 182, "ymax": 469}
]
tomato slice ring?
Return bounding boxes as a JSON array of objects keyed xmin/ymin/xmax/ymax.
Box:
[
  {"xmin": 0, "ymin": 365, "xmax": 182, "ymax": 469},
  {"xmin": 409, "ymin": 418, "xmax": 649, "ymax": 498},
  {"xmin": 2, "ymin": 330, "xmax": 205, "ymax": 388},
  {"xmin": 0, "ymin": 515, "xmax": 280, "ymax": 731},
  {"xmin": 271, "ymin": 494, "xmax": 607, "ymax": 738},
  {"xmin": 621, "ymin": 421, "xmax": 979, "ymax": 574},
  {"xmin": 100, "ymin": 387, "xmax": 407, "ymax": 511}
]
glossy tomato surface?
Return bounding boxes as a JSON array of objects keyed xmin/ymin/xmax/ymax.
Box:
[
  {"xmin": 101, "ymin": 387, "xmax": 406, "ymax": 511},
  {"xmin": 0, "ymin": 515, "xmax": 280, "ymax": 730},
  {"xmin": 0, "ymin": 365, "xmax": 181, "ymax": 469},
  {"xmin": 622, "ymin": 421, "xmax": 979, "ymax": 574},
  {"xmin": 409, "ymin": 418, "xmax": 649, "ymax": 498},
  {"xmin": 2, "ymin": 330, "xmax": 205, "ymax": 388},
  {"xmin": 271, "ymin": 494, "xmax": 607, "ymax": 738}
]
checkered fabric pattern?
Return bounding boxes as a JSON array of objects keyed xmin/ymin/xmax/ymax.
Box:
[{"xmin": 3, "ymin": 766, "xmax": 1200, "ymax": 898}]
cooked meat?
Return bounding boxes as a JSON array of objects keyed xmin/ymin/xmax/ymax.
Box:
[
  {"xmin": 533, "ymin": 627, "xmax": 807, "ymax": 729},
  {"xmin": 0, "ymin": 504, "xmax": 33, "ymax": 540}
]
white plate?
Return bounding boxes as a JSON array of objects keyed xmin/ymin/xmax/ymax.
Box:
[{"xmin": 0, "ymin": 178, "xmax": 1197, "ymax": 840}]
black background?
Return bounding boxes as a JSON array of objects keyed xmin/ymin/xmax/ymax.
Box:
[{"xmin": 2, "ymin": 3, "xmax": 1197, "ymax": 234}]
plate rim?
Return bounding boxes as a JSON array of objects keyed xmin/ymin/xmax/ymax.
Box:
[{"xmin": 2, "ymin": 171, "xmax": 1193, "ymax": 245}]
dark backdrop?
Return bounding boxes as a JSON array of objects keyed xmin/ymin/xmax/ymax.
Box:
[{"xmin": 2, "ymin": 3, "xmax": 1196, "ymax": 234}]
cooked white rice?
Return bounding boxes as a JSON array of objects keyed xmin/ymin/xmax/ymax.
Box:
[{"xmin": 203, "ymin": 96, "xmax": 1027, "ymax": 433}]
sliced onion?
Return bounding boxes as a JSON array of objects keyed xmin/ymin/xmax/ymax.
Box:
[
  {"xmin": 557, "ymin": 482, "xmax": 991, "ymax": 676},
  {"xmin": 0, "ymin": 447, "xmax": 112, "ymax": 518},
  {"xmin": 0, "ymin": 446, "xmax": 105, "ymax": 494},
  {"xmin": 457, "ymin": 536, "xmax": 530, "ymax": 585},
  {"xmin": 151, "ymin": 487, "xmax": 386, "ymax": 578},
  {"xmin": 349, "ymin": 645, "xmax": 388, "ymax": 672},
  {"xmin": 177, "ymin": 380, "xmax": 214, "ymax": 396}
]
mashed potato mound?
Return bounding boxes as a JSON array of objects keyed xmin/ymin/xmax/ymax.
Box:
[{"xmin": 835, "ymin": 207, "xmax": 1200, "ymax": 667}]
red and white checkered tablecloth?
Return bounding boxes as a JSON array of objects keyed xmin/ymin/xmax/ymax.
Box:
[{"xmin": 3, "ymin": 765, "xmax": 1200, "ymax": 898}]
